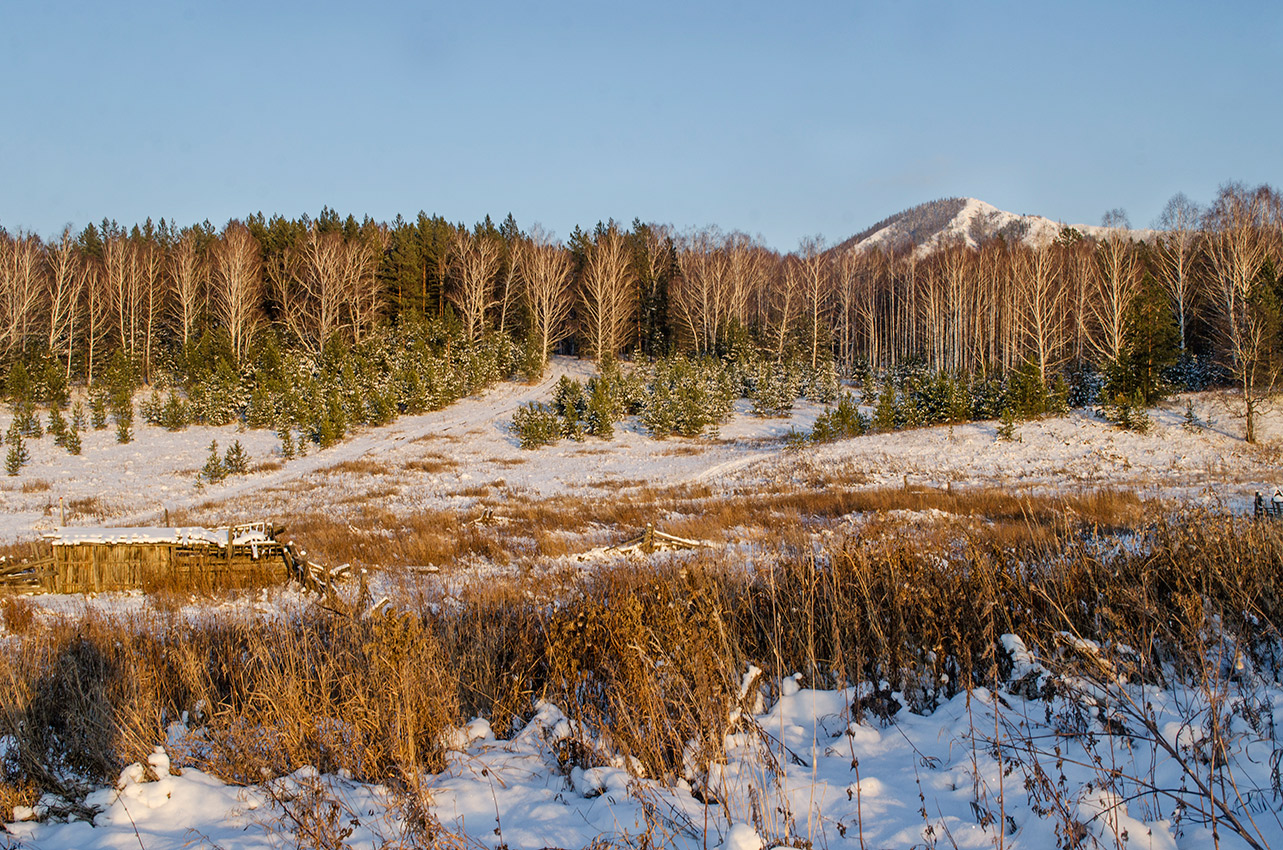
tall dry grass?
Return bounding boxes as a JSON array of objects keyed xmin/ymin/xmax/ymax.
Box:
[{"xmin": 1, "ymin": 507, "xmax": 1280, "ymax": 826}]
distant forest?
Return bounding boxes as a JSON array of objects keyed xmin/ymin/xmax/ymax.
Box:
[{"xmin": 0, "ymin": 181, "xmax": 1280, "ymax": 442}]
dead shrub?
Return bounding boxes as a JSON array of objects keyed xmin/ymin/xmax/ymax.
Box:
[{"xmin": 20, "ymin": 480, "xmax": 51, "ymax": 494}]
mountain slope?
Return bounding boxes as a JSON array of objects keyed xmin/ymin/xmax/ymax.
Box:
[{"xmin": 836, "ymin": 197, "xmax": 1154, "ymax": 255}]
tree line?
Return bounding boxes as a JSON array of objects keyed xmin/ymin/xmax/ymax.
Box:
[{"xmin": 0, "ymin": 181, "xmax": 1280, "ymax": 438}]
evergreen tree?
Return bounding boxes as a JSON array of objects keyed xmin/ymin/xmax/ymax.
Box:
[
  {"xmin": 996, "ymin": 405, "xmax": 1018, "ymax": 442},
  {"xmin": 6, "ymin": 361, "xmax": 33, "ymax": 411},
  {"xmin": 201, "ymin": 440, "xmax": 226, "ymax": 483},
  {"xmin": 14, "ymin": 403, "xmax": 42, "ymax": 439},
  {"xmin": 160, "ymin": 392, "xmax": 189, "ymax": 431},
  {"xmin": 71, "ymin": 402, "xmax": 87, "ymax": 432},
  {"xmin": 585, "ymin": 376, "xmax": 616, "ymax": 439},
  {"xmin": 553, "ymin": 376, "xmax": 587, "ymax": 440},
  {"xmin": 223, "ymin": 440, "xmax": 250, "ymax": 475},
  {"xmin": 41, "ymin": 361, "xmax": 69, "ymax": 410},
  {"xmin": 64, "ymin": 426, "xmax": 81, "ymax": 456},
  {"xmin": 873, "ymin": 380, "xmax": 898, "ymax": 432},
  {"xmin": 48, "ymin": 408, "xmax": 68, "ymax": 447},
  {"xmin": 4, "ymin": 433, "xmax": 28, "ymax": 476},
  {"xmin": 278, "ymin": 422, "xmax": 296, "ymax": 460},
  {"xmin": 89, "ymin": 390, "xmax": 108, "ymax": 429}
]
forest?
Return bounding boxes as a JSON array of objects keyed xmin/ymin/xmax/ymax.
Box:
[{"xmin": 0, "ymin": 181, "xmax": 1280, "ymax": 455}]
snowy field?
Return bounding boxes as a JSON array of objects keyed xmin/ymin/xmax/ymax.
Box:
[
  {"xmin": 6, "ymin": 662, "xmax": 1280, "ymax": 850},
  {"xmin": 4, "ymin": 362, "xmax": 1283, "ymax": 849},
  {"xmin": 2, "ymin": 357, "xmax": 1281, "ymax": 547}
]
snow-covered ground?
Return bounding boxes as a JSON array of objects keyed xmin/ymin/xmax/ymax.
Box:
[
  {"xmin": 7, "ymin": 670, "xmax": 1278, "ymax": 849},
  {"xmin": 6, "ymin": 365, "xmax": 1283, "ymax": 849},
  {"xmin": 2, "ymin": 358, "xmax": 1281, "ymax": 546}
]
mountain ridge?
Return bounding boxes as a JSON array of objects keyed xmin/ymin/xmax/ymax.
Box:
[{"xmin": 834, "ymin": 197, "xmax": 1156, "ymax": 255}]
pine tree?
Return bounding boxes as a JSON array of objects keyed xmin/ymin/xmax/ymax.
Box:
[
  {"xmin": 873, "ymin": 381, "xmax": 899, "ymax": 432},
  {"xmin": 223, "ymin": 440, "xmax": 250, "ymax": 475},
  {"xmin": 64, "ymin": 426, "xmax": 81, "ymax": 456},
  {"xmin": 48, "ymin": 408, "xmax": 68, "ymax": 447},
  {"xmin": 996, "ymin": 405, "xmax": 1018, "ymax": 442},
  {"xmin": 201, "ymin": 440, "xmax": 226, "ymax": 483},
  {"xmin": 6, "ymin": 361, "xmax": 33, "ymax": 411},
  {"xmin": 160, "ymin": 392, "xmax": 188, "ymax": 431},
  {"xmin": 14, "ymin": 403, "xmax": 42, "ymax": 439},
  {"xmin": 5, "ymin": 434, "xmax": 28, "ymax": 476},
  {"xmin": 90, "ymin": 390, "xmax": 108, "ymax": 430},
  {"xmin": 71, "ymin": 402, "xmax": 87, "ymax": 432},
  {"xmin": 278, "ymin": 422, "xmax": 296, "ymax": 460},
  {"xmin": 585, "ymin": 377, "xmax": 616, "ymax": 439}
]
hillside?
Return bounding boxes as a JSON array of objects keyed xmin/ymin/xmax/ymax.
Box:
[{"xmin": 835, "ymin": 196, "xmax": 1156, "ymax": 255}]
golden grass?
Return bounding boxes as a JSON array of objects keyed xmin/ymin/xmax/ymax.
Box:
[
  {"xmin": 20, "ymin": 480, "xmax": 51, "ymax": 494},
  {"xmin": 404, "ymin": 456, "xmax": 459, "ymax": 474},
  {"xmin": 3, "ymin": 508, "xmax": 1275, "ymax": 815},
  {"xmin": 323, "ymin": 458, "xmax": 390, "ymax": 476}
]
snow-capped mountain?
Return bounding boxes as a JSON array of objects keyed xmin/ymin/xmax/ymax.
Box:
[{"xmin": 836, "ymin": 197, "xmax": 1155, "ymax": 255}]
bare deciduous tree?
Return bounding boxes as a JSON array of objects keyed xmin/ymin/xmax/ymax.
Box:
[
  {"xmin": 45, "ymin": 228, "xmax": 81, "ymax": 378},
  {"xmin": 210, "ymin": 222, "xmax": 265, "ymax": 364},
  {"xmin": 579, "ymin": 227, "xmax": 636, "ymax": 360},
  {"xmin": 1012, "ymin": 244, "xmax": 1067, "ymax": 382},
  {"xmin": 1204, "ymin": 183, "xmax": 1281, "ymax": 442},
  {"xmin": 169, "ymin": 229, "xmax": 205, "ymax": 350},
  {"xmin": 517, "ymin": 226, "xmax": 574, "ymax": 367},
  {"xmin": 0, "ymin": 232, "xmax": 46, "ymax": 357},
  {"xmin": 344, "ymin": 225, "xmax": 385, "ymax": 345},
  {"xmin": 1155, "ymin": 192, "xmax": 1203, "ymax": 353},
  {"xmin": 1089, "ymin": 210, "xmax": 1142, "ymax": 366},
  {"xmin": 795, "ymin": 236, "xmax": 831, "ymax": 369},
  {"xmin": 449, "ymin": 230, "xmax": 501, "ymax": 345}
]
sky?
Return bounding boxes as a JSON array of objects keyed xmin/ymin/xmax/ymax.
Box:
[{"xmin": 1, "ymin": 0, "xmax": 1279, "ymax": 251}]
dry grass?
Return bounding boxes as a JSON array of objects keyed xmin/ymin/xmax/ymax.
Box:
[
  {"xmin": 63, "ymin": 496, "xmax": 106, "ymax": 521},
  {"xmin": 252, "ymin": 460, "xmax": 284, "ymax": 474},
  {"xmin": 1, "ymin": 596, "xmax": 36, "ymax": 633},
  {"xmin": 404, "ymin": 456, "xmax": 459, "ymax": 474},
  {"xmin": 322, "ymin": 458, "xmax": 390, "ymax": 476},
  {"xmin": 20, "ymin": 479, "xmax": 51, "ymax": 494},
  {"xmin": 1, "ymin": 509, "xmax": 1279, "ymax": 818}
]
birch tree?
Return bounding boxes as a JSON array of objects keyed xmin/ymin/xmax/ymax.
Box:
[
  {"xmin": 517, "ymin": 226, "xmax": 574, "ymax": 366},
  {"xmin": 578, "ymin": 226, "xmax": 636, "ymax": 360},
  {"xmin": 210, "ymin": 222, "xmax": 264, "ymax": 364},
  {"xmin": 1155, "ymin": 192, "xmax": 1202, "ymax": 353},
  {"xmin": 1204, "ymin": 183, "xmax": 1281, "ymax": 442}
]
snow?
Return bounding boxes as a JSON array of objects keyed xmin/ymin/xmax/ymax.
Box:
[
  {"xmin": 6, "ymin": 366, "xmax": 1283, "ymax": 848},
  {"xmin": 855, "ymin": 197, "xmax": 1158, "ymax": 256},
  {"xmin": 8, "ymin": 674, "xmax": 1277, "ymax": 849},
  {"xmin": 2, "ymin": 360, "xmax": 1280, "ymax": 547},
  {"xmin": 45, "ymin": 525, "xmax": 274, "ymax": 547}
]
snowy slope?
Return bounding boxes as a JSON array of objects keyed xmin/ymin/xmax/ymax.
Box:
[
  {"xmin": 839, "ymin": 197, "xmax": 1157, "ymax": 255},
  {"xmin": 1, "ymin": 366, "xmax": 1280, "ymax": 548}
]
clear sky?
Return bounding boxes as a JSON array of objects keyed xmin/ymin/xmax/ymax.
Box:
[{"xmin": 1, "ymin": 0, "xmax": 1279, "ymax": 251}]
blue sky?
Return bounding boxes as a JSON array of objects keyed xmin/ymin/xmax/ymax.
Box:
[{"xmin": 1, "ymin": 0, "xmax": 1279, "ymax": 250}]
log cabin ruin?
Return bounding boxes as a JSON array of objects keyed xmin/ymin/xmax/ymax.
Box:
[{"xmin": 0, "ymin": 522, "xmax": 340, "ymax": 594}]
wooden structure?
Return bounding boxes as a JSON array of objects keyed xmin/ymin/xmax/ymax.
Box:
[
  {"xmin": 608, "ymin": 524, "xmax": 705, "ymax": 556},
  {"xmin": 1255, "ymin": 491, "xmax": 1283, "ymax": 519},
  {"xmin": 35, "ymin": 522, "xmax": 291, "ymax": 593}
]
